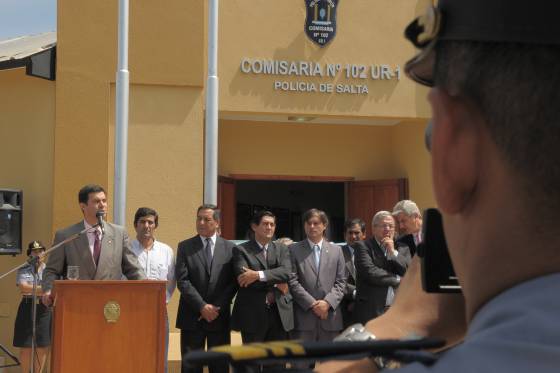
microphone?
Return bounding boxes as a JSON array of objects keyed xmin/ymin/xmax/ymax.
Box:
[{"xmin": 96, "ymin": 210, "xmax": 105, "ymax": 235}]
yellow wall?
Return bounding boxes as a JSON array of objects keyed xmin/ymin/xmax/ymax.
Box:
[
  {"xmin": 219, "ymin": 120, "xmax": 399, "ymax": 179},
  {"xmin": 0, "ymin": 0, "xmax": 438, "ymax": 368},
  {"xmin": 392, "ymin": 120, "xmax": 436, "ymax": 211},
  {"xmin": 219, "ymin": 118, "xmax": 436, "ymax": 211},
  {"xmin": 119, "ymin": 83, "xmax": 204, "ymax": 332},
  {"xmin": 53, "ymin": 0, "xmax": 205, "ymax": 229},
  {"xmin": 219, "ymin": 0, "xmax": 432, "ymax": 119},
  {"xmin": 0, "ymin": 67, "xmax": 55, "ymax": 367},
  {"xmin": 53, "ymin": 0, "xmax": 207, "ymax": 356}
]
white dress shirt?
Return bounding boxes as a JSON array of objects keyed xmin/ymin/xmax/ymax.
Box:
[{"xmin": 131, "ymin": 239, "xmax": 176, "ymax": 303}]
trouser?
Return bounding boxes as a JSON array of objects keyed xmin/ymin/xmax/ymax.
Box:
[
  {"xmin": 240, "ymin": 305, "xmax": 288, "ymax": 373},
  {"xmin": 180, "ymin": 328, "xmax": 230, "ymax": 373},
  {"xmin": 291, "ymin": 326, "xmax": 340, "ymax": 370}
]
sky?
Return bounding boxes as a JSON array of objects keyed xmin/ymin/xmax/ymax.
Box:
[{"xmin": 0, "ymin": 0, "xmax": 57, "ymax": 41}]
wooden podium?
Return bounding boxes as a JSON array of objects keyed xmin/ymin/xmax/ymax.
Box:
[{"xmin": 50, "ymin": 280, "xmax": 166, "ymax": 373}]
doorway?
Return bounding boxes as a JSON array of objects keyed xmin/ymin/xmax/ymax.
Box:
[
  {"xmin": 218, "ymin": 175, "xmax": 408, "ymax": 242},
  {"xmin": 235, "ymin": 180, "xmax": 345, "ymax": 242}
]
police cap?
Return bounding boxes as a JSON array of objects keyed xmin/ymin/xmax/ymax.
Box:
[
  {"xmin": 404, "ymin": 0, "xmax": 560, "ymax": 86},
  {"xmin": 27, "ymin": 240, "xmax": 46, "ymax": 256}
]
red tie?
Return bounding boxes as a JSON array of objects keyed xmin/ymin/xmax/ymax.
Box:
[{"xmin": 93, "ymin": 230, "xmax": 101, "ymax": 266}]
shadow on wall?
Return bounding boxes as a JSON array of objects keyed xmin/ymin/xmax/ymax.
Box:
[{"xmin": 228, "ymin": 32, "xmax": 399, "ymax": 113}]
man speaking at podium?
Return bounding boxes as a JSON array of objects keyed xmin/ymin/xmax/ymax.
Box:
[{"xmin": 42, "ymin": 184, "xmax": 145, "ymax": 305}]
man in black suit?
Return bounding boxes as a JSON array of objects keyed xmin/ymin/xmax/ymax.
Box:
[
  {"xmin": 353, "ymin": 211, "xmax": 411, "ymax": 324},
  {"xmin": 392, "ymin": 199, "xmax": 423, "ymax": 257},
  {"xmin": 231, "ymin": 210, "xmax": 293, "ymax": 344},
  {"xmin": 175, "ymin": 204, "xmax": 236, "ymax": 373},
  {"xmin": 340, "ymin": 218, "xmax": 366, "ymax": 328}
]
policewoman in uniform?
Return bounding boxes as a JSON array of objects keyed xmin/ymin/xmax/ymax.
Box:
[{"xmin": 13, "ymin": 241, "xmax": 52, "ymax": 373}]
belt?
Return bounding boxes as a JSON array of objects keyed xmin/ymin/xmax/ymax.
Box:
[{"xmin": 22, "ymin": 297, "xmax": 42, "ymax": 305}]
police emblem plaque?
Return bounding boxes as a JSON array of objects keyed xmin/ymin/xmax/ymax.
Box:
[{"xmin": 304, "ymin": 0, "xmax": 339, "ymax": 47}]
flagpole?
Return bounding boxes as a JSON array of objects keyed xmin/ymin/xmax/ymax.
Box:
[
  {"xmin": 204, "ymin": 0, "xmax": 219, "ymax": 205},
  {"xmin": 114, "ymin": 0, "xmax": 129, "ymax": 225}
]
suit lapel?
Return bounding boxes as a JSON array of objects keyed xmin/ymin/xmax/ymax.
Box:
[
  {"xmin": 302, "ymin": 240, "xmax": 319, "ymax": 276},
  {"xmin": 209, "ymin": 238, "xmax": 225, "ymax": 291},
  {"xmin": 74, "ymin": 222, "xmax": 96, "ymax": 279},
  {"xmin": 194, "ymin": 237, "xmax": 210, "ymax": 275},
  {"xmin": 343, "ymin": 245, "xmax": 356, "ymax": 279},
  {"xmin": 249, "ymin": 240, "xmax": 267, "ymax": 269},
  {"xmin": 267, "ymin": 242, "xmax": 277, "ymax": 268},
  {"xmin": 370, "ymin": 238, "xmax": 388, "ymax": 266},
  {"xmin": 319, "ymin": 241, "xmax": 331, "ymax": 278}
]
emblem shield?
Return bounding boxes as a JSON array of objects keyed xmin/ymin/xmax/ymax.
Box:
[{"xmin": 304, "ymin": 0, "xmax": 339, "ymax": 47}]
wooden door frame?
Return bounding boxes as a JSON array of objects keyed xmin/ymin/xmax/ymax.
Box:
[
  {"xmin": 228, "ymin": 174, "xmax": 355, "ymax": 182},
  {"xmin": 220, "ymin": 174, "xmax": 408, "ymax": 240}
]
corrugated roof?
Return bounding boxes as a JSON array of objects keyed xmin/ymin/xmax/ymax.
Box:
[{"xmin": 0, "ymin": 32, "xmax": 56, "ymax": 63}]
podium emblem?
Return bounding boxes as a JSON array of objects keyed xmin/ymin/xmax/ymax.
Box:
[
  {"xmin": 103, "ymin": 301, "xmax": 121, "ymax": 323},
  {"xmin": 304, "ymin": 0, "xmax": 339, "ymax": 47}
]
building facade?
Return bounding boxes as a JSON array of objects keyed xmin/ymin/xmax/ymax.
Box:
[{"xmin": 0, "ymin": 0, "xmax": 434, "ymax": 369}]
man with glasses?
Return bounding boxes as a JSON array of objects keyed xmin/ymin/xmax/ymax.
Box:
[{"xmin": 353, "ymin": 211, "xmax": 411, "ymax": 324}]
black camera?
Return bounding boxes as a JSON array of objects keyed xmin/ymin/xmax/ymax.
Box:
[{"xmin": 417, "ymin": 208, "xmax": 461, "ymax": 293}]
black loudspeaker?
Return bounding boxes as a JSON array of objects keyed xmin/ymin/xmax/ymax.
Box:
[{"xmin": 0, "ymin": 189, "xmax": 23, "ymax": 255}]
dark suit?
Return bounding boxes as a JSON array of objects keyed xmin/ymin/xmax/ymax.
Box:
[
  {"xmin": 340, "ymin": 244, "xmax": 357, "ymax": 328},
  {"xmin": 397, "ymin": 234, "xmax": 417, "ymax": 257},
  {"xmin": 288, "ymin": 240, "xmax": 346, "ymax": 341},
  {"xmin": 175, "ymin": 235, "xmax": 236, "ymax": 373},
  {"xmin": 353, "ymin": 238, "xmax": 411, "ymax": 324},
  {"xmin": 232, "ymin": 239, "xmax": 293, "ymax": 344},
  {"xmin": 43, "ymin": 221, "xmax": 145, "ymax": 291}
]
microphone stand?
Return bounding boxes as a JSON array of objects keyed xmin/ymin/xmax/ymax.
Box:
[{"xmin": 0, "ymin": 223, "xmax": 101, "ymax": 372}]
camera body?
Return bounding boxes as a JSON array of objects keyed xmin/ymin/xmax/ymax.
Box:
[{"xmin": 417, "ymin": 208, "xmax": 461, "ymax": 293}]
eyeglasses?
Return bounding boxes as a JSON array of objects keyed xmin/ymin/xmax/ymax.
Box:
[{"xmin": 374, "ymin": 224, "xmax": 395, "ymax": 229}]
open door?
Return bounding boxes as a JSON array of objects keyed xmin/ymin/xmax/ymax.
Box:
[
  {"xmin": 218, "ymin": 176, "xmax": 236, "ymax": 239},
  {"xmin": 347, "ymin": 178, "xmax": 408, "ymax": 237}
]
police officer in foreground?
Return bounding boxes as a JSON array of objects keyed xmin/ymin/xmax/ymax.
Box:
[{"xmin": 318, "ymin": 0, "xmax": 560, "ymax": 372}]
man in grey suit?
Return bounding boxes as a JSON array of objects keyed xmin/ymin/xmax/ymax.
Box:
[
  {"xmin": 231, "ymin": 210, "xmax": 293, "ymax": 344},
  {"xmin": 42, "ymin": 184, "xmax": 145, "ymax": 304},
  {"xmin": 289, "ymin": 208, "xmax": 346, "ymax": 355},
  {"xmin": 353, "ymin": 210, "xmax": 411, "ymax": 324}
]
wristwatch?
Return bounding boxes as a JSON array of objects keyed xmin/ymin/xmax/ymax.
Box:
[
  {"xmin": 333, "ymin": 323, "xmax": 376, "ymax": 342},
  {"xmin": 333, "ymin": 323, "xmax": 398, "ymax": 370}
]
